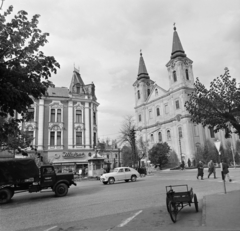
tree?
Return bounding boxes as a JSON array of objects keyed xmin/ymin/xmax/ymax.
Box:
[
  {"xmin": 136, "ymin": 136, "xmax": 148, "ymax": 167},
  {"xmin": 118, "ymin": 115, "xmax": 137, "ymax": 166},
  {"xmin": 121, "ymin": 145, "xmax": 132, "ymax": 167},
  {"xmin": 148, "ymin": 142, "xmax": 170, "ymax": 170},
  {"xmin": 185, "ymin": 68, "xmax": 240, "ymax": 138},
  {"xmin": 0, "ymin": 5, "xmax": 60, "ymax": 146}
]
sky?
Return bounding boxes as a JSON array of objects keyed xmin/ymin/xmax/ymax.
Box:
[{"xmin": 4, "ymin": 0, "xmax": 240, "ymax": 142}]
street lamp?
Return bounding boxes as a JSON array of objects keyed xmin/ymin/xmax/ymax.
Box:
[{"xmin": 214, "ymin": 139, "xmax": 226, "ymax": 194}]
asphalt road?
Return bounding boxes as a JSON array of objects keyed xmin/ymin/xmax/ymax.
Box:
[{"xmin": 0, "ymin": 168, "xmax": 239, "ymax": 231}]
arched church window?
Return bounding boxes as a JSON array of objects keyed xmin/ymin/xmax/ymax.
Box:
[
  {"xmin": 178, "ymin": 127, "xmax": 183, "ymax": 138},
  {"xmin": 151, "ymin": 134, "xmax": 154, "ymax": 142},
  {"xmin": 137, "ymin": 90, "xmax": 140, "ymax": 99},
  {"xmin": 167, "ymin": 130, "xmax": 171, "ymax": 140},
  {"xmin": 147, "ymin": 89, "xmax": 150, "ymax": 96},
  {"xmin": 139, "ymin": 114, "xmax": 141, "ymax": 122},
  {"xmin": 173, "ymin": 71, "xmax": 177, "ymax": 82},
  {"xmin": 158, "ymin": 132, "xmax": 162, "ymax": 142},
  {"xmin": 185, "ymin": 69, "xmax": 189, "ymax": 80},
  {"xmin": 156, "ymin": 107, "xmax": 160, "ymax": 116}
]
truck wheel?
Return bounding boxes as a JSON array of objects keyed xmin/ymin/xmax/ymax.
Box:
[
  {"xmin": 0, "ymin": 188, "xmax": 12, "ymax": 204},
  {"xmin": 55, "ymin": 183, "xmax": 68, "ymax": 197}
]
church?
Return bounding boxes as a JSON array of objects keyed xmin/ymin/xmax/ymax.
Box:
[{"xmin": 133, "ymin": 26, "xmax": 239, "ymax": 163}]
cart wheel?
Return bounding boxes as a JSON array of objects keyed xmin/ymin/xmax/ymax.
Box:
[
  {"xmin": 168, "ymin": 201, "xmax": 178, "ymax": 223},
  {"xmin": 166, "ymin": 197, "xmax": 170, "ymax": 213},
  {"xmin": 194, "ymin": 194, "xmax": 198, "ymax": 212}
]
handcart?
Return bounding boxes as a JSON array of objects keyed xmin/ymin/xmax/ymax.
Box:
[{"xmin": 166, "ymin": 184, "xmax": 198, "ymax": 223}]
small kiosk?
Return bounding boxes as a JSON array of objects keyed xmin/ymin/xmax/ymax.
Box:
[{"xmin": 88, "ymin": 152, "xmax": 105, "ymax": 178}]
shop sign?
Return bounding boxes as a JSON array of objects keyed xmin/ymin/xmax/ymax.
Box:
[{"xmin": 63, "ymin": 152, "xmax": 85, "ymax": 158}]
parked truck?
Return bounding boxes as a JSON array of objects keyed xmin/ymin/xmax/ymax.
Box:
[{"xmin": 0, "ymin": 158, "xmax": 76, "ymax": 204}]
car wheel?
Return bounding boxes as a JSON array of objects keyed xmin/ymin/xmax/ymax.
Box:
[
  {"xmin": 125, "ymin": 180, "xmax": 129, "ymax": 182},
  {"xmin": 55, "ymin": 183, "xmax": 68, "ymax": 197},
  {"xmin": 131, "ymin": 175, "xmax": 137, "ymax": 182},
  {"xmin": 108, "ymin": 177, "xmax": 115, "ymax": 184}
]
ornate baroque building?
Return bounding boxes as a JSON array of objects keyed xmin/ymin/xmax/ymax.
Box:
[
  {"xmin": 23, "ymin": 68, "xmax": 99, "ymax": 173},
  {"xmin": 133, "ymin": 26, "xmax": 239, "ymax": 163}
]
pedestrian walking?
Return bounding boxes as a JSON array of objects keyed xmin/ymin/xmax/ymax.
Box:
[
  {"xmin": 207, "ymin": 160, "xmax": 216, "ymax": 179},
  {"xmin": 197, "ymin": 160, "xmax": 204, "ymax": 180},
  {"xmin": 222, "ymin": 160, "xmax": 232, "ymax": 182},
  {"xmin": 180, "ymin": 160, "xmax": 185, "ymax": 170}
]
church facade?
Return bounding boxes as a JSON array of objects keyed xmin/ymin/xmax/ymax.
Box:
[{"xmin": 133, "ymin": 26, "xmax": 239, "ymax": 163}]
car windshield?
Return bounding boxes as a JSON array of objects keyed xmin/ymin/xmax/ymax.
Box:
[{"xmin": 113, "ymin": 168, "xmax": 119, "ymax": 172}]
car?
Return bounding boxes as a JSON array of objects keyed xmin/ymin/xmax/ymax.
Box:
[{"xmin": 100, "ymin": 167, "xmax": 140, "ymax": 185}]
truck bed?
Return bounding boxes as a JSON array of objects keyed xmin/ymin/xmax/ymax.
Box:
[{"xmin": 0, "ymin": 158, "xmax": 39, "ymax": 185}]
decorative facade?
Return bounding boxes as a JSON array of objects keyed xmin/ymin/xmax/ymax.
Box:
[
  {"xmin": 133, "ymin": 26, "xmax": 239, "ymax": 163},
  {"xmin": 23, "ymin": 68, "xmax": 100, "ymax": 173}
]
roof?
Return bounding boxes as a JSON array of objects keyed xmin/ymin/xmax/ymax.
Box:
[
  {"xmin": 137, "ymin": 52, "xmax": 150, "ymax": 80},
  {"xmin": 47, "ymin": 87, "xmax": 69, "ymax": 97},
  {"xmin": 171, "ymin": 26, "xmax": 187, "ymax": 59}
]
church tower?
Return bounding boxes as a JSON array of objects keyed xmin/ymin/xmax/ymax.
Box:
[
  {"xmin": 133, "ymin": 51, "xmax": 154, "ymax": 107},
  {"xmin": 166, "ymin": 25, "xmax": 195, "ymax": 91}
]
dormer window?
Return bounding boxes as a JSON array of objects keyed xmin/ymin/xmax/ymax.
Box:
[
  {"xmin": 185, "ymin": 69, "xmax": 189, "ymax": 80},
  {"xmin": 173, "ymin": 71, "xmax": 177, "ymax": 82}
]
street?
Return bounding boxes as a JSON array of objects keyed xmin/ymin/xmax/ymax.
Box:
[{"xmin": 0, "ymin": 168, "xmax": 240, "ymax": 231}]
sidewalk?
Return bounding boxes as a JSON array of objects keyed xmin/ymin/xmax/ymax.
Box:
[{"xmin": 202, "ymin": 189, "xmax": 240, "ymax": 230}]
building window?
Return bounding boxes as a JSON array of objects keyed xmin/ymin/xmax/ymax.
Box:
[
  {"xmin": 149, "ymin": 110, "xmax": 152, "ymax": 119},
  {"xmin": 57, "ymin": 109, "xmax": 61, "ymax": 122},
  {"xmin": 76, "ymin": 110, "xmax": 82, "ymax": 123},
  {"xmin": 167, "ymin": 130, "xmax": 171, "ymax": 140},
  {"xmin": 139, "ymin": 114, "xmax": 141, "ymax": 122},
  {"xmin": 107, "ymin": 154, "xmax": 109, "ymax": 159},
  {"xmin": 178, "ymin": 127, "xmax": 183, "ymax": 138},
  {"xmin": 50, "ymin": 131, "xmax": 55, "ymax": 146},
  {"xmin": 57, "ymin": 131, "xmax": 61, "ymax": 145},
  {"xmin": 147, "ymin": 89, "xmax": 150, "ymax": 96},
  {"xmin": 76, "ymin": 85, "xmax": 80, "ymax": 94},
  {"xmin": 151, "ymin": 134, "xmax": 154, "ymax": 142},
  {"xmin": 165, "ymin": 104, "xmax": 169, "ymax": 114},
  {"xmin": 137, "ymin": 90, "xmax": 140, "ymax": 99},
  {"xmin": 155, "ymin": 89, "xmax": 158, "ymax": 96},
  {"xmin": 156, "ymin": 107, "xmax": 160, "ymax": 116},
  {"xmin": 76, "ymin": 131, "xmax": 82, "ymax": 146},
  {"xmin": 186, "ymin": 69, "xmax": 189, "ymax": 80},
  {"xmin": 209, "ymin": 127, "xmax": 215, "ymax": 138},
  {"xmin": 27, "ymin": 108, "xmax": 34, "ymax": 122},
  {"xmin": 93, "ymin": 112, "xmax": 96, "ymax": 125},
  {"xmin": 93, "ymin": 132, "xmax": 96, "ymax": 147},
  {"xmin": 175, "ymin": 100, "xmax": 180, "ymax": 109},
  {"xmin": 173, "ymin": 71, "xmax": 177, "ymax": 82},
  {"xmin": 26, "ymin": 126, "xmax": 34, "ymax": 145},
  {"xmin": 51, "ymin": 109, "xmax": 55, "ymax": 122},
  {"xmin": 50, "ymin": 125, "xmax": 62, "ymax": 147},
  {"xmin": 158, "ymin": 132, "xmax": 162, "ymax": 142}
]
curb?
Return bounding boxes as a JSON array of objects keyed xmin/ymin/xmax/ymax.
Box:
[{"xmin": 201, "ymin": 196, "xmax": 206, "ymax": 227}]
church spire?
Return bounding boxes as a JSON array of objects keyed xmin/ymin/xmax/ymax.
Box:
[
  {"xmin": 137, "ymin": 50, "xmax": 149, "ymax": 80},
  {"xmin": 171, "ymin": 23, "xmax": 186, "ymax": 59}
]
